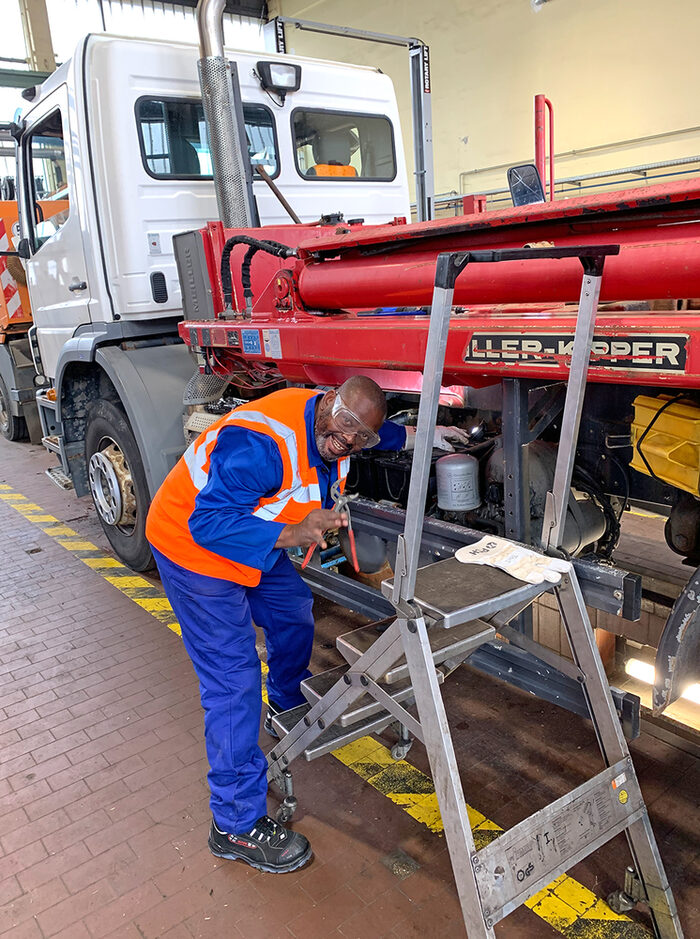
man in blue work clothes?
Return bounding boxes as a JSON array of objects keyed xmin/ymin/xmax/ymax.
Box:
[{"xmin": 146, "ymin": 376, "xmax": 468, "ymax": 873}]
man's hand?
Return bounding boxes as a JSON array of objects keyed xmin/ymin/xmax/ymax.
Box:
[{"xmin": 275, "ymin": 508, "xmax": 349, "ymax": 550}]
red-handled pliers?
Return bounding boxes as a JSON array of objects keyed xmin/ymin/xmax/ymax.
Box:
[{"xmin": 301, "ymin": 481, "xmax": 359, "ymax": 572}]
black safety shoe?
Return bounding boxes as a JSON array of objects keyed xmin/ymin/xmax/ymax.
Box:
[
  {"xmin": 208, "ymin": 816, "xmax": 312, "ymax": 873},
  {"xmin": 263, "ymin": 700, "xmax": 282, "ymax": 738}
]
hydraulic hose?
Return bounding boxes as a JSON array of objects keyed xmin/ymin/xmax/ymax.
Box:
[{"xmin": 220, "ymin": 235, "xmax": 297, "ymax": 312}]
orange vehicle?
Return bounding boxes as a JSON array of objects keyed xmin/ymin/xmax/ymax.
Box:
[{"xmin": 0, "ymin": 199, "xmax": 66, "ymax": 441}]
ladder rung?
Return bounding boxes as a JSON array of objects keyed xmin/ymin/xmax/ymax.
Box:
[
  {"xmin": 271, "ymin": 703, "xmax": 395, "ymax": 761},
  {"xmin": 301, "ymin": 664, "xmax": 444, "ymax": 727},
  {"xmin": 337, "ymin": 617, "xmax": 495, "ymax": 683},
  {"xmin": 382, "ymin": 557, "xmax": 547, "ymax": 628}
]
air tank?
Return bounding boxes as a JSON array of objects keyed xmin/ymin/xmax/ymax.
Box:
[{"xmin": 436, "ymin": 453, "xmax": 480, "ymax": 511}]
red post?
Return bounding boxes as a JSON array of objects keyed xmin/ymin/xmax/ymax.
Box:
[
  {"xmin": 545, "ymin": 96, "xmax": 555, "ymax": 200},
  {"xmin": 534, "ymin": 93, "xmax": 547, "ymax": 189}
]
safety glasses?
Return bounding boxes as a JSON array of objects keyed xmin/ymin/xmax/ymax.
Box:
[{"xmin": 330, "ymin": 393, "xmax": 381, "ymax": 448}]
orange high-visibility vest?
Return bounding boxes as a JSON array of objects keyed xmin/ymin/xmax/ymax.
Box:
[
  {"xmin": 146, "ymin": 388, "xmax": 350, "ymax": 585},
  {"xmin": 310, "ymin": 164, "xmax": 357, "ymax": 177}
]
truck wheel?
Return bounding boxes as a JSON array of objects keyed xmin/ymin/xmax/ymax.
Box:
[
  {"xmin": 0, "ymin": 374, "xmax": 27, "ymax": 441},
  {"xmin": 85, "ymin": 399, "xmax": 154, "ymax": 571}
]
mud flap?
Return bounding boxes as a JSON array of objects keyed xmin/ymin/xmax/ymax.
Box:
[{"xmin": 653, "ymin": 565, "xmax": 700, "ymax": 714}]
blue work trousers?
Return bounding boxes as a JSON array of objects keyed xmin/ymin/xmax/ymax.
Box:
[{"xmin": 152, "ymin": 547, "xmax": 314, "ymax": 833}]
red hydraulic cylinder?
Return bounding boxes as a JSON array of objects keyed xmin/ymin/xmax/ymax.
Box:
[{"xmin": 295, "ymin": 225, "xmax": 700, "ymax": 309}]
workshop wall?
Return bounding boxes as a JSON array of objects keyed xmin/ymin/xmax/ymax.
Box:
[{"xmin": 267, "ymin": 0, "xmax": 700, "ymax": 203}]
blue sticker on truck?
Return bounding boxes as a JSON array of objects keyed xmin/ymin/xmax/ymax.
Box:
[{"xmin": 241, "ymin": 329, "xmax": 262, "ymax": 355}]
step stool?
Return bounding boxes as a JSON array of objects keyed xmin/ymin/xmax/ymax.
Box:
[{"xmin": 267, "ymin": 245, "xmax": 682, "ymax": 938}]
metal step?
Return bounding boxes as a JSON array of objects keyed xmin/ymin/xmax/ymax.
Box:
[
  {"xmin": 41, "ymin": 434, "xmax": 61, "ymax": 454},
  {"xmin": 45, "ymin": 465, "xmax": 73, "ymax": 491},
  {"xmin": 271, "ymin": 702, "xmax": 395, "ymax": 761},
  {"xmin": 301, "ymin": 664, "xmax": 444, "ymax": 728},
  {"xmin": 36, "ymin": 393, "xmax": 57, "ymax": 411},
  {"xmin": 337, "ymin": 617, "xmax": 496, "ymax": 683},
  {"xmin": 382, "ymin": 557, "xmax": 546, "ymax": 628}
]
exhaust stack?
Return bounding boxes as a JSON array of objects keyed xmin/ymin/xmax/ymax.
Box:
[{"xmin": 196, "ymin": 0, "xmax": 255, "ymax": 228}]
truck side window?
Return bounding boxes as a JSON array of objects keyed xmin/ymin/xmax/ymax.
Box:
[
  {"xmin": 135, "ymin": 98, "xmax": 278, "ymax": 179},
  {"xmin": 292, "ymin": 109, "xmax": 396, "ymax": 181},
  {"xmin": 26, "ymin": 110, "xmax": 70, "ymax": 250}
]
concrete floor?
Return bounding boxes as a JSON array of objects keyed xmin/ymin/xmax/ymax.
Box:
[{"xmin": 0, "ymin": 435, "xmax": 697, "ymax": 938}]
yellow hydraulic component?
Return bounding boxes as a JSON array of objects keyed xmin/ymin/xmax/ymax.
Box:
[{"xmin": 631, "ymin": 394, "xmax": 700, "ymax": 495}]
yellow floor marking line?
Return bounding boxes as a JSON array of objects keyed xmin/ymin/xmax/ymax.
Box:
[
  {"xmin": 627, "ymin": 508, "xmax": 664, "ymax": 520},
  {"xmin": 0, "ymin": 483, "xmax": 180, "ymax": 637},
  {"xmin": 0, "ymin": 482, "xmax": 650, "ymax": 938}
]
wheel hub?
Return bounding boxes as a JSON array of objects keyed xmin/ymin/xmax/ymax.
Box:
[{"xmin": 88, "ymin": 441, "xmax": 137, "ymax": 529}]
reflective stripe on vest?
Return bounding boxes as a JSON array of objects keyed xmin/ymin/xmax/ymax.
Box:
[
  {"xmin": 182, "ymin": 409, "xmax": 322, "ymax": 518},
  {"xmin": 146, "ymin": 387, "xmax": 349, "ymax": 585}
]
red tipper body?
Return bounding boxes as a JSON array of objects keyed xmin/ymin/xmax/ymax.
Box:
[{"xmin": 179, "ymin": 177, "xmax": 700, "ymax": 391}]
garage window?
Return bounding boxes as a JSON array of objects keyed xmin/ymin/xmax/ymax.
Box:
[
  {"xmin": 135, "ymin": 98, "xmax": 279, "ymax": 178},
  {"xmin": 292, "ymin": 109, "xmax": 396, "ymax": 181}
]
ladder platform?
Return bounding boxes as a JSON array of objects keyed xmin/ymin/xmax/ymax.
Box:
[
  {"xmin": 337, "ymin": 617, "xmax": 495, "ymax": 682},
  {"xmin": 301, "ymin": 663, "xmax": 444, "ymax": 727},
  {"xmin": 271, "ymin": 702, "xmax": 395, "ymax": 761},
  {"xmin": 382, "ymin": 557, "xmax": 547, "ymax": 628}
]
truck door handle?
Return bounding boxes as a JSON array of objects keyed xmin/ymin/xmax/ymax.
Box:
[{"xmin": 68, "ymin": 281, "xmax": 87, "ymax": 292}]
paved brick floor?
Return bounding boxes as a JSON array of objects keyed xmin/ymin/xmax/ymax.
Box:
[{"xmin": 0, "ymin": 436, "xmax": 697, "ymax": 938}]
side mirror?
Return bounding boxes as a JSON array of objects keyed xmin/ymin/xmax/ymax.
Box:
[
  {"xmin": 0, "ymin": 121, "xmax": 23, "ymax": 141},
  {"xmin": 507, "ymin": 164, "xmax": 546, "ymax": 207},
  {"xmin": 0, "ymin": 239, "xmax": 31, "ymax": 259},
  {"xmin": 0, "ymin": 176, "xmax": 15, "ymax": 200}
]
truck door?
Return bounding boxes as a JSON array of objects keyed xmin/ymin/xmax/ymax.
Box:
[{"xmin": 20, "ymin": 86, "xmax": 92, "ymax": 381}]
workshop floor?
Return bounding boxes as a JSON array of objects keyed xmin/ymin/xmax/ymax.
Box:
[{"xmin": 0, "ymin": 436, "xmax": 698, "ymax": 939}]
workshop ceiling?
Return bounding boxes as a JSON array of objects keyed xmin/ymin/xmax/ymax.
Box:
[{"xmin": 158, "ymin": 0, "xmax": 267, "ymax": 18}]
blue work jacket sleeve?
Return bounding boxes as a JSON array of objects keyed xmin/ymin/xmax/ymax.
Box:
[
  {"xmin": 188, "ymin": 425, "xmax": 286, "ymax": 571},
  {"xmin": 378, "ymin": 420, "xmax": 407, "ymax": 451}
]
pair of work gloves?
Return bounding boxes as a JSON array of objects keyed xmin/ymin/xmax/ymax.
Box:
[
  {"xmin": 404, "ymin": 425, "xmax": 471, "ymax": 452},
  {"xmin": 455, "ymin": 536, "xmax": 572, "ymax": 585}
]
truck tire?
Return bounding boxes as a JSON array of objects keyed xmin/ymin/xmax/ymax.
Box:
[
  {"xmin": 85, "ymin": 399, "xmax": 154, "ymax": 571},
  {"xmin": 0, "ymin": 374, "xmax": 27, "ymax": 441}
]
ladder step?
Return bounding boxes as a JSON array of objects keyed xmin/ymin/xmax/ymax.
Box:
[
  {"xmin": 301, "ymin": 664, "xmax": 444, "ymax": 728},
  {"xmin": 337, "ymin": 617, "xmax": 495, "ymax": 683},
  {"xmin": 382, "ymin": 556, "xmax": 546, "ymax": 628},
  {"xmin": 271, "ymin": 703, "xmax": 395, "ymax": 761}
]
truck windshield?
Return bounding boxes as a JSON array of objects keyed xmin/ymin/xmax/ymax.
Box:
[
  {"xmin": 292, "ymin": 109, "xmax": 396, "ymax": 181},
  {"xmin": 136, "ymin": 98, "xmax": 278, "ymax": 179}
]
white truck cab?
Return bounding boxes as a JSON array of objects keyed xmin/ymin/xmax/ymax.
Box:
[{"xmin": 12, "ymin": 33, "xmax": 409, "ymax": 568}]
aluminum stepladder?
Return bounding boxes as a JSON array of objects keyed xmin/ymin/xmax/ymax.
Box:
[{"xmin": 267, "ymin": 245, "xmax": 683, "ymax": 938}]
